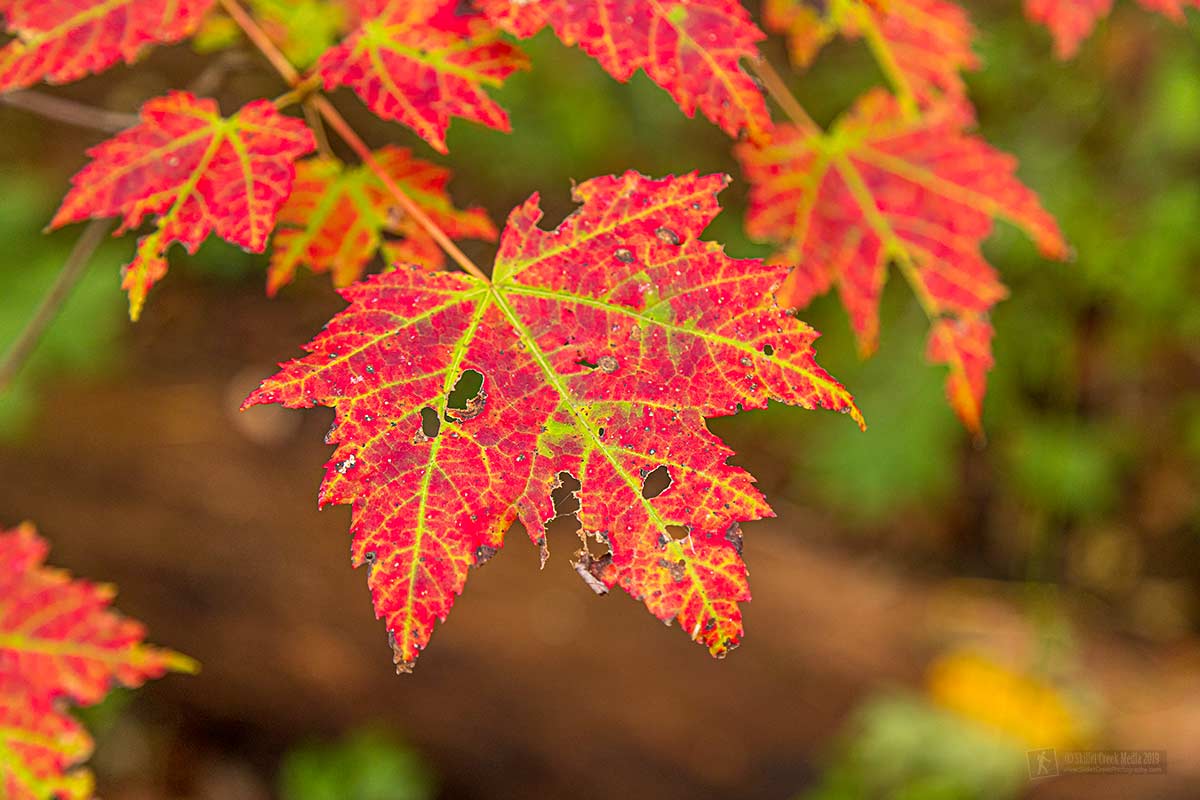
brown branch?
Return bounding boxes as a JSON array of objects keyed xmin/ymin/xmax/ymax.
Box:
[
  {"xmin": 750, "ymin": 59, "xmax": 822, "ymax": 135},
  {"xmin": 0, "ymin": 220, "xmax": 112, "ymax": 394},
  {"xmin": 215, "ymin": 0, "xmax": 491, "ymax": 283},
  {"xmin": 1, "ymin": 91, "xmax": 137, "ymax": 133}
]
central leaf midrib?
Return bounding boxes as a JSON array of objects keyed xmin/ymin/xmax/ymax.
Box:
[{"xmin": 487, "ymin": 285, "xmax": 725, "ymax": 628}]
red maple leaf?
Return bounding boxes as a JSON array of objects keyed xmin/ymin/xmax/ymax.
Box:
[
  {"xmin": 763, "ymin": 0, "xmax": 978, "ymax": 104},
  {"xmin": 51, "ymin": 91, "xmax": 315, "ymax": 320},
  {"xmin": 478, "ymin": 0, "xmax": 772, "ymax": 140},
  {"xmin": 316, "ymin": 0, "xmax": 528, "ymax": 154},
  {"xmin": 269, "ymin": 147, "xmax": 497, "ymax": 296},
  {"xmin": 736, "ymin": 90, "xmax": 1068, "ymax": 433},
  {"xmin": 0, "ymin": 0, "xmax": 214, "ymax": 93},
  {"xmin": 1026, "ymin": 0, "xmax": 1196, "ymax": 57},
  {"xmin": 245, "ymin": 171, "xmax": 862, "ymax": 670},
  {"xmin": 0, "ymin": 522, "xmax": 193, "ymax": 797}
]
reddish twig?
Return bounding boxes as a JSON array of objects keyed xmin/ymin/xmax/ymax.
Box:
[{"xmin": 216, "ymin": 0, "xmax": 490, "ymax": 282}]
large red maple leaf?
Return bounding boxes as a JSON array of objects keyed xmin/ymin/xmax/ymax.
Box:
[
  {"xmin": 316, "ymin": 0, "xmax": 528, "ymax": 154},
  {"xmin": 736, "ymin": 90, "xmax": 1068, "ymax": 433},
  {"xmin": 51, "ymin": 91, "xmax": 315, "ymax": 319},
  {"xmin": 478, "ymin": 0, "xmax": 772, "ymax": 140},
  {"xmin": 0, "ymin": 522, "xmax": 193, "ymax": 798},
  {"xmin": 1025, "ymin": 0, "xmax": 1196, "ymax": 58},
  {"xmin": 246, "ymin": 171, "xmax": 862, "ymax": 670},
  {"xmin": 763, "ymin": 0, "xmax": 978, "ymax": 104},
  {"xmin": 269, "ymin": 147, "xmax": 497, "ymax": 296},
  {"xmin": 0, "ymin": 0, "xmax": 214, "ymax": 93}
]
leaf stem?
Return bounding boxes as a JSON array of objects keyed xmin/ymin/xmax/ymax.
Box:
[
  {"xmin": 749, "ymin": 58, "xmax": 821, "ymax": 134},
  {"xmin": 216, "ymin": 0, "xmax": 491, "ymax": 283},
  {"xmin": 0, "ymin": 219, "xmax": 112, "ymax": 395}
]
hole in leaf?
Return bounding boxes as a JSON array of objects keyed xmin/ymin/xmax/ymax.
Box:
[
  {"xmin": 762, "ymin": 344, "xmax": 775, "ymax": 356},
  {"xmin": 419, "ymin": 407, "xmax": 441, "ymax": 438},
  {"xmin": 446, "ymin": 369, "xmax": 486, "ymax": 422},
  {"xmin": 664, "ymin": 525, "xmax": 689, "ymax": 543},
  {"xmin": 551, "ymin": 471, "xmax": 581, "ymax": 519},
  {"xmin": 641, "ymin": 465, "xmax": 672, "ymax": 499}
]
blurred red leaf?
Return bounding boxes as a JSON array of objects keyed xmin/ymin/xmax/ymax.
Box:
[
  {"xmin": 0, "ymin": 0, "xmax": 214, "ymax": 93},
  {"xmin": 268, "ymin": 147, "xmax": 497, "ymax": 295},
  {"xmin": 1026, "ymin": 0, "xmax": 1197, "ymax": 58},
  {"xmin": 736, "ymin": 90, "xmax": 1068, "ymax": 433},
  {"xmin": 245, "ymin": 171, "xmax": 861, "ymax": 671},
  {"xmin": 763, "ymin": 0, "xmax": 978, "ymax": 104},
  {"xmin": 0, "ymin": 522, "xmax": 193, "ymax": 798}
]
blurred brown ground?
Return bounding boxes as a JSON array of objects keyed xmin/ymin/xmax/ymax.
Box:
[{"xmin": 1, "ymin": 281, "xmax": 1198, "ymax": 799}]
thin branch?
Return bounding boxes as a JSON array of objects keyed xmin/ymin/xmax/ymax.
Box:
[
  {"xmin": 750, "ymin": 59, "xmax": 821, "ymax": 135},
  {"xmin": 0, "ymin": 220, "xmax": 112, "ymax": 394},
  {"xmin": 309, "ymin": 97, "xmax": 488, "ymax": 281},
  {"xmin": 303, "ymin": 99, "xmax": 335, "ymax": 158},
  {"xmin": 216, "ymin": 0, "xmax": 491, "ymax": 283},
  {"xmin": 187, "ymin": 49, "xmax": 254, "ymax": 97},
  {"xmin": 1, "ymin": 91, "xmax": 137, "ymax": 133}
]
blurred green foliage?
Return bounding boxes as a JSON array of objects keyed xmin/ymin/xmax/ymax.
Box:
[
  {"xmin": 801, "ymin": 694, "xmax": 1028, "ymax": 800},
  {"xmin": 279, "ymin": 729, "xmax": 434, "ymax": 800},
  {"xmin": 0, "ymin": 173, "xmax": 124, "ymax": 438}
]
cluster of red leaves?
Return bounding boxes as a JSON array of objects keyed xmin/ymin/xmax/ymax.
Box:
[
  {"xmin": 246, "ymin": 171, "xmax": 861, "ymax": 669},
  {"xmin": 0, "ymin": 523, "xmax": 192, "ymax": 798},
  {"xmin": 4, "ymin": 0, "xmax": 1191, "ymax": 673}
]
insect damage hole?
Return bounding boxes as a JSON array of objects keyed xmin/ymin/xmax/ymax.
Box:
[
  {"xmin": 641, "ymin": 465, "xmax": 672, "ymax": 499},
  {"xmin": 551, "ymin": 471, "xmax": 582, "ymax": 520},
  {"xmin": 413, "ymin": 407, "xmax": 440, "ymax": 443},
  {"xmin": 445, "ymin": 369, "xmax": 486, "ymax": 423}
]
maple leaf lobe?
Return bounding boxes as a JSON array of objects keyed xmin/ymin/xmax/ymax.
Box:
[{"xmin": 246, "ymin": 171, "xmax": 861, "ymax": 669}]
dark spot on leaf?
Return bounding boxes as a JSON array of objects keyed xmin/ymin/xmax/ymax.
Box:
[
  {"xmin": 575, "ymin": 357, "xmax": 598, "ymax": 369},
  {"xmin": 615, "ymin": 247, "xmax": 635, "ymax": 263},
  {"xmin": 762, "ymin": 343, "xmax": 775, "ymax": 356},
  {"xmin": 641, "ymin": 465, "xmax": 671, "ymax": 499},
  {"xmin": 655, "ymin": 226, "xmax": 681, "ymax": 245},
  {"xmin": 658, "ymin": 557, "xmax": 687, "ymax": 582}
]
